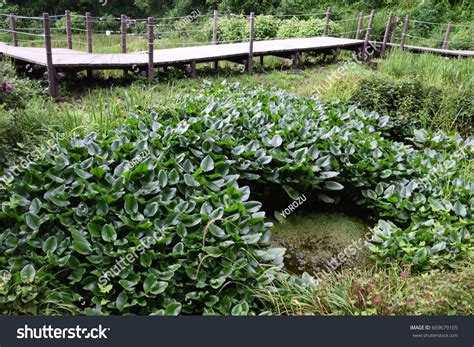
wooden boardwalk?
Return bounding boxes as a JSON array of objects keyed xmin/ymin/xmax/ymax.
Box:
[
  {"xmin": 0, "ymin": 37, "xmax": 363, "ymax": 69},
  {"xmin": 386, "ymin": 43, "xmax": 474, "ymax": 57}
]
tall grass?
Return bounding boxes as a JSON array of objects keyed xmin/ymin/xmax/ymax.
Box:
[
  {"xmin": 379, "ymin": 50, "xmax": 473, "ymax": 88},
  {"xmin": 256, "ymin": 261, "xmax": 474, "ymax": 315}
]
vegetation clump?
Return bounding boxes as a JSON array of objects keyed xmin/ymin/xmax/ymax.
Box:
[{"xmin": 1, "ymin": 83, "xmax": 471, "ymax": 315}]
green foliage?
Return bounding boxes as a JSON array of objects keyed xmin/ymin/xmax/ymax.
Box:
[
  {"xmin": 0, "ymin": 60, "xmax": 48, "ymax": 171},
  {"xmin": 177, "ymin": 83, "xmax": 473, "ymax": 271},
  {"xmin": 351, "ymin": 72, "xmax": 473, "ymax": 135},
  {"xmin": 254, "ymin": 15, "xmax": 281, "ymax": 40},
  {"xmin": 0, "ymin": 82, "xmax": 472, "ymax": 314},
  {"xmin": 0, "ymin": 264, "xmax": 81, "ymax": 314},
  {"xmin": 410, "ymin": 1, "xmax": 444, "ymax": 36},
  {"xmin": 0, "ymin": 109, "xmax": 284, "ymax": 315},
  {"xmin": 448, "ymin": 28, "xmax": 474, "ymax": 50},
  {"xmin": 215, "ymin": 15, "xmax": 249, "ymax": 43},
  {"xmin": 54, "ymin": 12, "xmax": 85, "ymax": 33},
  {"xmin": 276, "ymin": 17, "xmax": 340, "ymax": 38},
  {"xmin": 351, "ymin": 75, "xmax": 441, "ymax": 123},
  {"xmin": 215, "ymin": 16, "xmax": 341, "ymax": 42}
]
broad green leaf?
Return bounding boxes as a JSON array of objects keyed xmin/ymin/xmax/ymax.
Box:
[
  {"xmin": 20, "ymin": 264, "xmax": 36, "ymax": 283},
  {"xmin": 43, "ymin": 236, "xmax": 58, "ymax": 253},
  {"xmin": 200, "ymin": 155, "xmax": 215, "ymax": 172},
  {"xmin": 101, "ymin": 224, "xmax": 117, "ymax": 242}
]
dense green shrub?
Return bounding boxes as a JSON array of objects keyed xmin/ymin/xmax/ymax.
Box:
[
  {"xmin": 1, "ymin": 83, "xmax": 472, "ymax": 315},
  {"xmin": 254, "ymin": 15, "xmax": 281, "ymax": 40},
  {"xmin": 216, "ymin": 15, "xmax": 249, "ymax": 43},
  {"xmin": 54, "ymin": 12, "xmax": 86, "ymax": 33},
  {"xmin": 0, "ymin": 112, "xmax": 284, "ymax": 315},
  {"xmin": 351, "ymin": 75, "xmax": 442, "ymax": 122},
  {"xmin": 0, "ymin": 61, "xmax": 45, "ymax": 110},
  {"xmin": 409, "ymin": 1, "xmax": 444, "ymax": 37},
  {"xmin": 178, "ymin": 83, "xmax": 473, "ymax": 271},
  {"xmin": 350, "ymin": 74, "xmax": 474, "ymax": 135},
  {"xmin": 215, "ymin": 16, "xmax": 341, "ymax": 42},
  {"xmin": 276, "ymin": 17, "xmax": 340, "ymax": 39}
]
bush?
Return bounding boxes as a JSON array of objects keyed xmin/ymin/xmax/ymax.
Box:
[
  {"xmin": 410, "ymin": 1, "xmax": 444, "ymax": 37},
  {"xmin": 0, "ymin": 112, "xmax": 284, "ymax": 315},
  {"xmin": 0, "ymin": 81, "xmax": 19, "ymax": 108},
  {"xmin": 216, "ymin": 15, "xmax": 249, "ymax": 43},
  {"xmin": 215, "ymin": 16, "xmax": 341, "ymax": 42},
  {"xmin": 351, "ymin": 73, "xmax": 473, "ymax": 134},
  {"xmin": 277, "ymin": 17, "xmax": 328, "ymax": 39},
  {"xmin": 254, "ymin": 15, "xmax": 281, "ymax": 40},
  {"xmin": 351, "ymin": 75, "xmax": 439, "ymax": 121},
  {"xmin": 55, "ymin": 12, "xmax": 85, "ymax": 33}
]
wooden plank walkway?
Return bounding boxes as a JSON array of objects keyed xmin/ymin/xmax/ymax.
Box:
[
  {"xmin": 386, "ymin": 43, "xmax": 474, "ymax": 57},
  {"xmin": 0, "ymin": 37, "xmax": 363, "ymax": 69}
]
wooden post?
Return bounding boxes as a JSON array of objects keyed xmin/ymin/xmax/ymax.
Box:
[
  {"xmin": 65, "ymin": 10, "xmax": 72, "ymax": 49},
  {"xmin": 86, "ymin": 12, "xmax": 93, "ymax": 53},
  {"xmin": 292, "ymin": 51, "xmax": 300, "ymax": 70},
  {"xmin": 10, "ymin": 14, "xmax": 17, "ymax": 47},
  {"xmin": 190, "ymin": 60, "xmax": 197, "ymax": 78},
  {"xmin": 121, "ymin": 14, "xmax": 127, "ymax": 53},
  {"xmin": 442, "ymin": 21, "xmax": 452, "ymax": 49},
  {"xmin": 363, "ymin": 9, "xmax": 376, "ymax": 54},
  {"xmin": 381, "ymin": 13, "xmax": 393, "ymax": 55},
  {"xmin": 355, "ymin": 12, "xmax": 363, "ymax": 40},
  {"xmin": 147, "ymin": 17, "xmax": 154, "ymax": 78},
  {"xmin": 323, "ymin": 7, "xmax": 331, "ymax": 36},
  {"xmin": 248, "ymin": 12, "xmax": 255, "ymax": 74},
  {"xmin": 43, "ymin": 13, "xmax": 58, "ymax": 98},
  {"xmin": 400, "ymin": 15, "xmax": 410, "ymax": 50},
  {"xmin": 212, "ymin": 10, "xmax": 218, "ymax": 70},
  {"xmin": 332, "ymin": 48, "xmax": 340, "ymax": 63},
  {"xmin": 389, "ymin": 16, "xmax": 399, "ymax": 44},
  {"xmin": 85, "ymin": 12, "xmax": 93, "ymax": 78}
]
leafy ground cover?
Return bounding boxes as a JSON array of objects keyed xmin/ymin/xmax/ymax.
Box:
[{"xmin": 1, "ymin": 82, "xmax": 472, "ymax": 315}]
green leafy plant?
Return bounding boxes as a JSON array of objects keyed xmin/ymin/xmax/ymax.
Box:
[
  {"xmin": 276, "ymin": 17, "xmax": 340, "ymax": 39},
  {"xmin": 0, "ymin": 112, "xmax": 284, "ymax": 315},
  {"xmin": 1, "ymin": 82, "xmax": 472, "ymax": 315},
  {"xmin": 215, "ymin": 15, "xmax": 249, "ymax": 43}
]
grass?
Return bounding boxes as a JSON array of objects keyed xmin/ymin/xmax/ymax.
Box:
[
  {"xmin": 256, "ymin": 260, "xmax": 474, "ymax": 315},
  {"xmin": 378, "ymin": 50, "xmax": 473, "ymax": 88}
]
